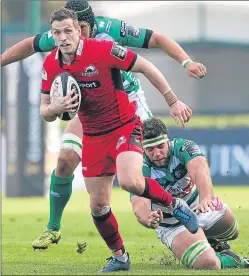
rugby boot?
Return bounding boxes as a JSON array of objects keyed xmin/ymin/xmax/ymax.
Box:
[
  {"xmin": 99, "ymin": 253, "xmax": 131, "ymax": 273},
  {"xmin": 32, "ymin": 229, "xmax": 61, "ymax": 250},
  {"xmin": 171, "ymin": 197, "xmax": 199, "ymax": 234},
  {"xmin": 220, "ymin": 250, "xmax": 249, "ymax": 268}
]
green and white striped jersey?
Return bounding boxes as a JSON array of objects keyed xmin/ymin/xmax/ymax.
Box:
[{"xmin": 142, "ymin": 138, "xmax": 204, "ymax": 226}]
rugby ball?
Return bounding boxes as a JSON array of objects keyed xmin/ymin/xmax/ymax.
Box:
[{"xmin": 50, "ymin": 72, "xmax": 81, "ymax": 121}]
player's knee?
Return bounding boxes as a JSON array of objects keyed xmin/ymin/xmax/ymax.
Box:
[
  {"xmin": 118, "ymin": 174, "xmax": 143, "ymax": 194},
  {"xmin": 61, "ymin": 133, "xmax": 82, "ymax": 159},
  {"xmin": 118, "ymin": 176, "xmax": 134, "ymax": 191},
  {"xmin": 181, "ymin": 240, "xmax": 220, "ymax": 269},
  {"xmin": 56, "ymin": 150, "xmax": 78, "ymax": 177},
  {"xmin": 219, "ymin": 219, "xmax": 239, "ymax": 241},
  {"xmin": 91, "ymin": 205, "xmax": 110, "ymax": 217},
  {"xmin": 230, "ymin": 228, "xmax": 239, "ymax": 240},
  {"xmin": 232, "ymin": 219, "xmax": 240, "ymax": 240}
]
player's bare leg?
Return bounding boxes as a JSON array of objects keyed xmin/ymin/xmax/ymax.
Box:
[
  {"xmin": 84, "ymin": 176, "xmax": 131, "ymax": 272},
  {"xmin": 204, "ymin": 205, "xmax": 248, "ymax": 268},
  {"xmin": 116, "ymin": 151, "xmax": 198, "ymax": 233},
  {"xmin": 172, "ymin": 228, "xmax": 221, "ymax": 269},
  {"xmin": 32, "ymin": 117, "xmax": 83, "ymax": 250},
  {"xmin": 206, "ymin": 206, "xmax": 238, "ymax": 253},
  {"xmin": 158, "ymin": 203, "xmax": 248, "ymax": 269}
]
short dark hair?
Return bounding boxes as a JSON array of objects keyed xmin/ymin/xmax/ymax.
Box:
[
  {"xmin": 65, "ymin": 0, "xmax": 95, "ymax": 31},
  {"xmin": 50, "ymin": 7, "xmax": 78, "ymax": 25},
  {"xmin": 142, "ymin": 117, "xmax": 168, "ymax": 140}
]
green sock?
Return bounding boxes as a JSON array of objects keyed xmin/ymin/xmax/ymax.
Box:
[
  {"xmin": 47, "ymin": 170, "xmax": 74, "ymax": 231},
  {"xmin": 216, "ymin": 252, "xmax": 239, "ymax": 268}
]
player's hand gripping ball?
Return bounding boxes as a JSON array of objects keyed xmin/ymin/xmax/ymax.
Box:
[{"xmin": 50, "ymin": 72, "xmax": 81, "ymax": 121}]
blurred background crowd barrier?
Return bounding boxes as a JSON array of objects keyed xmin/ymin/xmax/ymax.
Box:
[{"xmin": 1, "ymin": 1, "xmax": 249, "ymax": 196}]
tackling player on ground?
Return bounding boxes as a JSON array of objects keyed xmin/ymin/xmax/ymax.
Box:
[
  {"xmin": 1, "ymin": 0, "xmax": 206, "ymax": 251},
  {"xmin": 40, "ymin": 7, "xmax": 199, "ymax": 272},
  {"xmin": 131, "ymin": 117, "xmax": 249, "ymax": 270}
]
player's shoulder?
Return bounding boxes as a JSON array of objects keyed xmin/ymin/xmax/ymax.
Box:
[
  {"xmin": 47, "ymin": 48, "xmax": 58, "ymax": 59},
  {"xmin": 43, "ymin": 48, "xmax": 58, "ymax": 66},
  {"xmin": 171, "ymin": 138, "xmax": 200, "ymax": 155},
  {"xmin": 95, "ymin": 16, "xmax": 122, "ymax": 35},
  {"xmin": 36, "ymin": 30, "xmax": 53, "ymax": 41},
  {"xmin": 171, "ymin": 138, "xmax": 191, "ymax": 152},
  {"xmin": 42, "ymin": 30, "xmax": 53, "ymax": 38},
  {"xmin": 85, "ymin": 37, "xmax": 112, "ymax": 48},
  {"xmin": 172, "ymin": 137, "xmax": 190, "ymax": 147}
]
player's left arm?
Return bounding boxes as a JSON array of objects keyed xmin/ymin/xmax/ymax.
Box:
[
  {"xmin": 130, "ymin": 162, "xmax": 163, "ymax": 229},
  {"xmin": 130, "ymin": 162, "xmax": 152, "ymax": 228},
  {"xmin": 107, "ymin": 18, "xmax": 206, "ymax": 79},
  {"xmin": 100, "ymin": 40, "xmax": 191, "ymax": 127},
  {"xmin": 177, "ymin": 140, "xmax": 216, "ymax": 214},
  {"xmin": 1, "ymin": 37, "xmax": 36, "ymax": 67},
  {"xmin": 130, "ymin": 54, "xmax": 192, "ymax": 127},
  {"xmin": 148, "ymin": 32, "xmax": 207, "ymax": 80}
]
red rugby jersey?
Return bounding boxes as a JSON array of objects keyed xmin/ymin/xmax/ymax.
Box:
[{"xmin": 41, "ymin": 38, "xmax": 137, "ymax": 135}]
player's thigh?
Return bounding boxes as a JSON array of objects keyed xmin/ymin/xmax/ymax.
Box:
[
  {"xmin": 171, "ymin": 228, "xmax": 219, "ymax": 269},
  {"xmin": 84, "ymin": 175, "xmax": 114, "ymax": 213},
  {"xmin": 82, "ymin": 134, "xmax": 116, "ymax": 177},
  {"xmin": 116, "ymin": 151, "xmax": 144, "ymax": 192},
  {"xmin": 205, "ymin": 204, "xmax": 239, "ymax": 240},
  {"xmin": 56, "ymin": 117, "xmax": 83, "ymax": 176},
  {"xmin": 115, "ymin": 119, "xmax": 144, "ymax": 191}
]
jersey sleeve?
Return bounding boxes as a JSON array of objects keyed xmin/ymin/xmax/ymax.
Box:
[
  {"xmin": 41, "ymin": 57, "xmax": 54, "ymax": 94},
  {"xmin": 33, "ymin": 31, "xmax": 57, "ymax": 52},
  {"xmin": 96, "ymin": 16, "xmax": 153, "ymax": 48},
  {"xmin": 174, "ymin": 139, "xmax": 204, "ymax": 165},
  {"xmin": 99, "ymin": 40, "xmax": 137, "ymax": 71}
]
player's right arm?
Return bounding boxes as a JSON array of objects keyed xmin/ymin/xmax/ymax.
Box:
[
  {"xmin": 40, "ymin": 57, "xmax": 79, "ymax": 122},
  {"xmin": 40, "ymin": 58, "xmax": 58, "ymax": 122},
  {"xmin": 1, "ymin": 31, "xmax": 56, "ymax": 67},
  {"xmin": 175, "ymin": 139, "xmax": 216, "ymax": 214},
  {"xmin": 1, "ymin": 37, "xmax": 35, "ymax": 67}
]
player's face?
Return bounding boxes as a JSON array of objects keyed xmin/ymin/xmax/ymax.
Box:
[
  {"xmin": 79, "ymin": 22, "xmax": 92, "ymax": 38},
  {"xmin": 52, "ymin": 19, "xmax": 81, "ymax": 55},
  {"xmin": 145, "ymin": 142, "xmax": 169, "ymax": 168}
]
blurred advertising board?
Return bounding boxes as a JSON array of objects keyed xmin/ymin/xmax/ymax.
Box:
[{"xmin": 170, "ymin": 128, "xmax": 249, "ymax": 185}]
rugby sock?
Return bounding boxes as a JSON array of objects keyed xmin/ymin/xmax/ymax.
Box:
[
  {"xmin": 92, "ymin": 209, "xmax": 123, "ymax": 252},
  {"xmin": 216, "ymin": 252, "xmax": 239, "ymax": 268},
  {"xmin": 115, "ymin": 251, "xmax": 129, "ymax": 262},
  {"xmin": 141, "ymin": 177, "xmax": 173, "ymax": 206},
  {"xmin": 47, "ymin": 170, "xmax": 73, "ymax": 231},
  {"xmin": 216, "ymin": 252, "xmax": 248, "ymax": 268}
]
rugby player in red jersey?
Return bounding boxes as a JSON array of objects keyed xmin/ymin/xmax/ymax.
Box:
[
  {"xmin": 40, "ymin": 8, "xmax": 198, "ymax": 272},
  {"xmin": 2, "ymin": 0, "xmax": 208, "ymax": 252}
]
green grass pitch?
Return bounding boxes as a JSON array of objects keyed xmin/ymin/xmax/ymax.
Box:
[{"xmin": 2, "ymin": 186, "xmax": 249, "ymax": 275}]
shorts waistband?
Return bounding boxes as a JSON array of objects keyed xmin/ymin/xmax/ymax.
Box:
[{"xmin": 83, "ymin": 116, "xmax": 137, "ymax": 137}]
